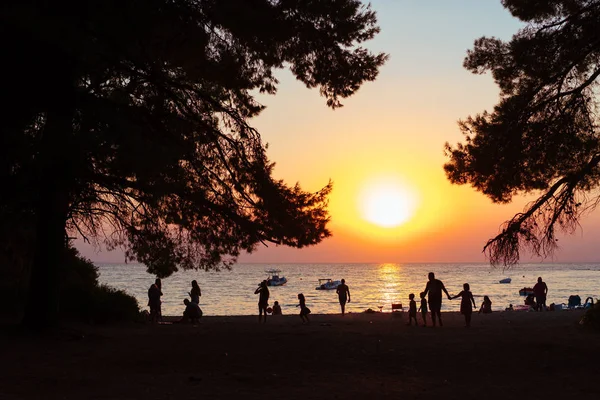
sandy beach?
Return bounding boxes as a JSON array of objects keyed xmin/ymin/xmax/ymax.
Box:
[{"xmin": 1, "ymin": 310, "xmax": 597, "ymax": 400}]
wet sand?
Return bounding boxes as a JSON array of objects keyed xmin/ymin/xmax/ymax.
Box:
[{"xmin": 1, "ymin": 310, "xmax": 597, "ymax": 399}]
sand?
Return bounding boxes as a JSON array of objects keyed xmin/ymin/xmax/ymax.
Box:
[{"xmin": 0, "ymin": 310, "xmax": 598, "ymax": 400}]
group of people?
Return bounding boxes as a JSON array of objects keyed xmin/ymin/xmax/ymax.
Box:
[
  {"xmin": 147, "ymin": 279, "xmax": 203, "ymax": 324},
  {"xmin": 149, "ymin": 273, "xmax": 551, "ymax": 327},
  {"xmin": 405, "ymin": 272, "xmax": 494, "ymax": 328},
  {"xmin": 254, "ymin": 279, "xmax": 351, "ymax": 324},
  {"xmin": 254, "ymin": 280, "xmax": 311, "ymax": 323}
]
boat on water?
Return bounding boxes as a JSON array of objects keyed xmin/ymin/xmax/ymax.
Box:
[
  {"xmin": 499, "ymin": 278, "xmax": 512, "ymax": 284},
  {"xmin": 519, "ymin": 287, "xmax": 535, "ymax": 296},
  {"xmin": 315, "ymin": 278, "xmax": 342, "ymax": 290},
  {"xmin": 266, "ymin": 269, "xmax": 288, "ymax": 286}
]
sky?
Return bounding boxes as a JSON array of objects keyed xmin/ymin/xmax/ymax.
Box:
[{"xmin": 78, "ymin": 0, "xmax": 600, "ymax": 264}]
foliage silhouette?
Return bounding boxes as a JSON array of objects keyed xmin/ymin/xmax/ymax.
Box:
[
  {"xmin": 1, "ymin": 0, "xmax": 387, "ymax": 327},
  {"xmin": 444, "ymin": 0, "xmax": 600, "ymax": 266}
]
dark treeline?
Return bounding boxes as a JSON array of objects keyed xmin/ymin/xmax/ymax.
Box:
[{"xmin": 0, "ymin": 0, "xmax": 387, "ymax": 328}]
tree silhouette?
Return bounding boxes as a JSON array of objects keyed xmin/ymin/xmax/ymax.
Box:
[
  {"xmin": 445, "ymin": 0, "xmax": 600, "ymax": 266},
  {"xmin": 1, "ymin": 0, "xmax": 387, "ymax": 327}
]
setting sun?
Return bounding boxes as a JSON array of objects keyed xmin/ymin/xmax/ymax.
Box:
[{"xmin": 359, "ymin": 180, "xmax": 418, "ymax": 228}]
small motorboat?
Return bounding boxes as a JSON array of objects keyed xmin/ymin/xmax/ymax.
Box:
[
  {"xmin": 266, "ymin": 269, "xmax": 287, "ymax": 286},
  {"xmin": 315, "ymin": 278, "xmax": 342, "ymax": 290},
  {"xmin": 519, "ymin": 287, "xmax": 535, "ymax": 296},
  {"xmin": 499, "ymin": 278, "xmax": 512, "ymax": 284}
]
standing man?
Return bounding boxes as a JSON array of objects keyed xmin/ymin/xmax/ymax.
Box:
[
  {"xmin": 254, "ymin": 280, "xmax": 270, "ymax": 323},
  {"xmin": 422, "ymin": 272, "xmax": 451, "ymax": 327},
  {"xmin": 336, "ymin": 279, "xmax": 351, "ymax": 316},
  {"xmin": 533, "ymin": 277, "xmax": 548, "ymax": 311}
]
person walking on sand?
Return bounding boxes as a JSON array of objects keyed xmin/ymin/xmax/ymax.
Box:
[
  {"xmin": 189, "ymin": 280, "xmax": 201, "ymax": 304},
  {"xmin": 533, "ymin": 277, "xmax": 548, "ymax": 311},
  {"xmin": 407, "ymin": 293, "xmax": 418, "ymax": 326},
  {"xmin": 336, "ymin": 279, "xmax": 351, "ymax": 316},
  {"xmin": 418, "ymin": 292, "xmax": 428, "ymax": 327},
  {"xmin": 297, "ymin": 293, "xmax": 311, "ymax": 324},
  {"xmin": 422, "ymin": 272, "xmax": 450, "ymax": 327},
  {"xmin": 450, "ymin": 283, "xmax": 477, "ymax": 327},
  {"xmin": 254, "ymin": 280, "xmax": 270, "ymax": 323}
]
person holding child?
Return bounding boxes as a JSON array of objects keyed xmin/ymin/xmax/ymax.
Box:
[
  {"xmin": 450, "ymin": 283, "xmax": 477, "ymax": 327},
  {"xmin": 407, "ymin": 293, "xmax": 418, "ymax": 326}
]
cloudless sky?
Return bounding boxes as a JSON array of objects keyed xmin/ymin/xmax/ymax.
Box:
[{"xmin": 78, "ymin": 1, "xmax": 600, "ymax": 264}]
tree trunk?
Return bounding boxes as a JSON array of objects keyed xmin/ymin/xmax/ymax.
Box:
[{"xmin": 22, "ymin": 87, "xmax": 75, "ymax": 330}]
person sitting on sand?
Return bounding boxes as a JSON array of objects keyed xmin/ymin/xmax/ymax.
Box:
[
  {"xmin": 254, "ymin": 280, "xmax": 270, "ymax": 323},
  {"xmin": 181, "ymin": 298, "xmax": 202, "ymax": 324},
  {"xmin": 524, "ymin": 294, "xmax": 536, "ymax": 310},
  {"xmin": 450, "ymin": 283, "xmax": 477, "ymax": 328},
  {"xmin": 422, "ymin": 272, "xmax": 451, "ymax": 327},
  {"xmin": 407, "ymin": 293, "xmax": 418, "ymax": 326},
  {"xmin": 505, "ymin": 304, "xmax": 514, "ymax": 311},
  {"xmin": 189, "ymin": 280, "xmax": 201, "ymax": 304},
  {"xmin": 148, "ymin": 282, "xmax": 162, "ymax": 323},
  {"xmin": 272, "ymin": 301, "xmax": 282, "ymax": 315},
  {"xmin": 418, "ymin": 292, "xmax": 428, "ymax": 327},
  {"xmin": 479, "ymin": 296, "xmax": 492, "ymax": 314},
  {"xmin": 336, "ymin": 279, "xmax": 351, "ymax": 316},
  {"xmin": 297, "ymin": 293, "xmax": 311, "ymax": 324}
]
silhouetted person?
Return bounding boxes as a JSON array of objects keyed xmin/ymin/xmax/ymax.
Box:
[
  {"xmin": 254, "ymin": 280, "xmax": 270, "ymax": 323},
  {"xmin": 336, "ymin": 279, "xmax": 351, "ymax": 315},
  {"xmin": 422, "ymin": 272, "xmax": 450, "ymax": 327},
  {"xmin": 533, "ymin": 277, "xmax": 548, "ymax": 311},
  {"xmin": 525, "ymin": 294, "xmax": 536, "ymax": 309},
  {"xmin": 407, "ymin": 293, "xmax": 417, "ymax": 326},
  {"xmin": 297, "ymin": 293, "xmax": 311, "ymax": 324},
  {"xmin": 272, "ymin": 301, "xmax": 282, "ymax": 315},
  {"xmin": 181, "ymin": 298, "xmax": 202, "ymax": 324},
  {"xmin": 189, "ymin": 280, "xmax": 201, "ymax": 304},
  {"xmin": 148, "ymin": 282, "xmax": 162, "ymax": 323},
  {"xmin": 479, "ymin": 295, "xmax": 492, "ymax": 314},
  {"xmin": 418, "ymin": 292, "xmax": 428, "ymax": 327},
  {"xmin": 450, "ymin": 283, "xmax": 477, "ymax": 327}
]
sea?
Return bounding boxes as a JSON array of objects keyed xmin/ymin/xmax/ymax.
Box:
[{"xmin": 97, "ymin": 262, "xmax": 600, "ymax": 317}]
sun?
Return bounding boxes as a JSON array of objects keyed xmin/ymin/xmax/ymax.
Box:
[{"xmin": 359, "ymin": 180, "xmax": 418, "ymax": 228}]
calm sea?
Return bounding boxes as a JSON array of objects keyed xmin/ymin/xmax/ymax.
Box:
[{"xmin": 97, "ymin": 263, "xmax": 600, "ymax": 317}]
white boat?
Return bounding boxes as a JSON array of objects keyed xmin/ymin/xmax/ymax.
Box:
[
  {"xmin": 499, "ymin": 278, "xmax": 512, "ymax": 284},
  {"xmin": 266, "ymin": 269, "xmax": 287, "ymax": 286},
  {"xmin": 315, "ymin": 278, "xmax": 342, "ymax": 290}
]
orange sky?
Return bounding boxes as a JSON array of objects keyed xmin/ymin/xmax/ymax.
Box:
[{"xmin": 78, "ymin": 1, "xmax": 600, "ymax": 264}]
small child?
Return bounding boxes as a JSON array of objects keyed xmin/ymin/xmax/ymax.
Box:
[
  {"xmin": 297, "ymin": 293, "xmax": 311, "ymax": 323},
  {"xmin": 418, "ymin": 292, "xmax": 428, "ymax": 327},
  {"xmin": 407, "ymin": 293, "xmax": 417, "ymax": 326},
  {"xmin": 272, "ymin": 301, "xmax": 282, "ymax": 315},
  {"xmin": 450, "ymin": 283, "xmax": 477, "ymax": 327}
]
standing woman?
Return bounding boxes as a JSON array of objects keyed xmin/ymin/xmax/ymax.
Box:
[
  {"xmin": 254, "ymin": 280, "xmax": 270, "ymax": 323},
  {"xmin": 450, "ymin": 283, "xmax": 477, "ymax": 328},
  {"xmin": 189, "ymin": 280, "xmax": 201, "ymax": 304}
]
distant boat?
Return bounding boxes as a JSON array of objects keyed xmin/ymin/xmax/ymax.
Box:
[
  {"xmin": 499, "ymin": 278, "xmax": 512, "ymax": 284},
  {"xmin": 519, "ymin": 287, "xmax": 535, "ymax": 296},
  {"xmin": 315, "ymin": 278, "xmax": 342, "ymax": 290},
  {"xmin": 266, "ymin": 269, "xmax": 287, "ymax": 286}
]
